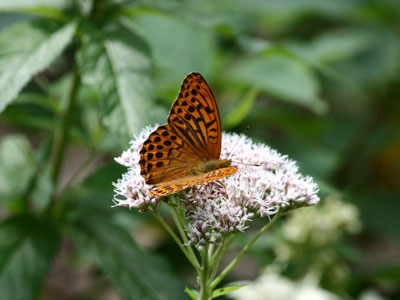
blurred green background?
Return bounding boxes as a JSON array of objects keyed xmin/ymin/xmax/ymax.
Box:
[{"xmin": 0, "ymin": 0, "xmax": 399, "ymax": 299}]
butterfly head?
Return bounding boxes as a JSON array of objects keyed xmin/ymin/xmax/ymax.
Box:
[{"xmin": 219, "ymin": 158, "xmax": 232, "ymax": 168}]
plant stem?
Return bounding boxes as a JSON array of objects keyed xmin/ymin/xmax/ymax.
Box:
[
  {"xmin": 152, "ymin": 212, "xmax": 200, "ymax": 271},
  {"xmin": 199, "ymin": 244, "xmax": 210, "ymax": 300},
  {"xmin": 209, "ymin": 233, "xmax": 238, "ymax": 281},
  {"xmin": 168, "ymin": 205, "xmax": 199, "ymax": 267},
  {"xmin": 50, "ymin": 66, "xmax": 80, "ymax": 183},
  {"xmin": 210, "ymin": 213, "xmax": 281, "ymax": 289},
  {"xmin": 46, "ymin": 64, "xmax": 80, "ymax": 214}
]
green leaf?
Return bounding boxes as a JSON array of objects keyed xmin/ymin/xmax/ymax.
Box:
[
  {"xmin": 212, "ymin": 282, "xmax": 248, "ymax": 298},
  {"xmin": 184, "ymin": 287, "xmax": 199, "ymax": 300},
  {"xmin": 0, "ymin": 215, "xmax": 61, "ymax": 300},
  {"xmin": 0, "ymin": 19, "xmax": 76, "ymax": 112},
  {"xmin": 0, "ymin": 92, "xmax": 56, "ymax": 131},
  {"xmin": 287, "ymin": 29, "xmax": 376, "ymax": 65},
  {"xmin": 30, "ymin": 168, "xmax": 53, "ymax": 213},
  {"xmin": 228, "ymin": 50, "xmax": 327, "ymax": 114},
  {"xmin": 78, "ymin": 21, "xmax": 153, "ymax": 143},
  {"xmin": 61, "ymin": 162, "xmax": 186, "ymax": 299},
  {"xmin": 0, "ymin": 1, "xmax": 66, "ymax": 19},
  {"xmin": 67, "ymin": 212, "xmax": 187, "ymax": 300},
  {"xmin": 81, "ymin": 162, "xmax": 125, "ymax": 194},
  {"xmin": 0, "ymin": 13, "xmax": 32, "ymax": 33},
  {"xmin": 127, "ymin": 13, "xmax": 216, "ymax": 92},
  {"xmin": 0, "ymin": 135, "xmax": 36, "ymax": 207},
  {"xmin": 224, "ymin": 88, "xmax": 259, "ymax": 129}
]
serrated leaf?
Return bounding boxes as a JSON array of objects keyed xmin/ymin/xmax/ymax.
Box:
[
  {"xmin": 0, "ymin": 19, "xmax": 76, "ymax": 112},
  {"xmin": 212, "ymin": 282, "xmax": 248, "ymax": 298},
  {"xmin": 0, "ymin": 215, "xmax": 61, "ymax": 300},
  {"xmin": 78, "ymin": 21, "xmax": 153, "ymax": 144},
  {"xmin": 229, "ymin": 51, "xmax": 327, "ymax": 114},
  {"xmin": 104, "ymin": 23, "xmax": 153, "ymax": 135}
]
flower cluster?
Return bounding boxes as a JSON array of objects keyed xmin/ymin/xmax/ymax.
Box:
[
  {"xmin": 274, "ymin": 194, "xmax": 361, "ymax": 276},
  {"xmin": 113, "ymin": 125, "xmax": 159, "ymax": 211},
  {"xmin": 113, "ymin": 125, "xmax": 320, "ymax": 243},
  {"xmin": 280, "ymin": 194, "xmax": 361, "ymax": 248}
]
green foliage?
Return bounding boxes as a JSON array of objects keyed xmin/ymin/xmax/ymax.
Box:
[
  {"xmin": 185, "ymin": 287, "xmax": 199, "ymax": 300},
  {"xmin": 78, "ymin": 21, "xmax": 154, "ymax": 142},
  {"xmin": 229, "ymin": 50, "xmax": 326, "ymax": 113},
  {"xmin": 0, "ymin": 19, "xmax": 76, "ymax": 112},
  {"xmin": 70, "ymin": 214, "xmax": 187, "ymax": 300},
  {"xmin": 128, "ymin": 14, "xmax": 217, "ymax": 90},
  {"xmin": 0, "ymin": 0, "xmax": 399, "ymax": 298},
  {"xmin": 0, "ymin": 135, "xmax": 36, "ymax": 208},
  {"xmin": 64, "ymin": 164, "xmax": 187, "ymax": 299},
  {"xmin": 224, "ymin": 88, "xmax": 258, "ymax": 129},
  {"xmin": 0, "ymin": 215, "xmax": 61, "ymax": 300},
  {"xmin": 212, "ymin": 283, "xmax": 247, "ymax": 297}
]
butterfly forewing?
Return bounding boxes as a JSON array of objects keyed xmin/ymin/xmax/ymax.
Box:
[
  {"xmin": 168, "ymin": 72, "xmax": 221, "ymax": 159},
  {"xmin": 139, "ymin": 72, "xmax": 236, "ymax": 196}
]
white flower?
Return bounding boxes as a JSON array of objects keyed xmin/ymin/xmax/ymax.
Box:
[
  {"xmin": 273, "ymin": 195, "xmax": 361, "ymax": 276},
  {"xmin": 114, "ymin": 124, "xmax": 159, "ymax": 168},
  {"xmin": 113, "ymin": 126, "xmax": 320, "ymax": 242},
  {"xmin": 112, "ymin": 124, "xmax": 160, "ymax": 210},
  {"xmin": 231, "ymin": 268, "xmax": 340, "ymax": 300},
  {"xmin": 358, "ymin": 289, "xmax": 387, "ymax": 300}
]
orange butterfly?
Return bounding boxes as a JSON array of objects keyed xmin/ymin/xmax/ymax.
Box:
[{"xmin": 139, "ymin": 72, "xmax": 237, "ymax": 196}]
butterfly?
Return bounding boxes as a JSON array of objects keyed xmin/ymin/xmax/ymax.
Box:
[{"xmin": 139, "ymin": 72, "xmax": 238, "ymax": 197}]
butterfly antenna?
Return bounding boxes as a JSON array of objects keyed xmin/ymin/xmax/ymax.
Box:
[
  {"xmin": 228, "ymin": 125, "xmax": 261, "ymax": 167},
  {"xmin": 231, "ymin": 160, "xmax": 261, "ymax": 167},
  {"xmin": 227, "ymin": 125, "xmax": 250, "ymax": 160}
]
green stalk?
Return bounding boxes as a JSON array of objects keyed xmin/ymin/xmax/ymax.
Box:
[
  {"xmin": 152, "ymin": 212, "xmax": 200, "ymax": 271},
  {"xmin": 46, "ymin": 64, "xmax": 80, "ymax": 214},
  {"xmin": 168, "ymin": 205, "xmax": 199, "ymax": 267},
  {"xmin": 210, "ymin": 213, "xmax": 281, "ymax": 289},
  {"xmin": 209, "ymin": 234, "xmax": 238, "ymax": 281},
  {"xmin": 50, "ymin": 66, "xmax": 80, "ymax": 183},
  {"xmin": 199, "ymin": 244, "xmax": 211, "ymax": 300}
]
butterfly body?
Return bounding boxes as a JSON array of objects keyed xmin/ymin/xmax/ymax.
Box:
[
  {"xmin": 139, "ymin": 72, "xmax": 237, "ymax": 196},
  {"xmin": 198, "ymin": 158, "xmax": 232, "ymax": 173}
]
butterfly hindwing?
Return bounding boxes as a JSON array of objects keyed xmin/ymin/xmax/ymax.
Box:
[{"xmin": 149, "ymin": 166, "xmax": 238, "ymax": 196}]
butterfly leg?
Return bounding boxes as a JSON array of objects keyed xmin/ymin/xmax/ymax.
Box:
[
  {"xmin": 215, "ymin": 180, "xmax": 226, "ymax": 189},
  {"xmin": 214, "ymin": 180, "xmax": 230, "ymax": 198},
  {"xmin": 190, "ymin": 183, "xmax": 206, "ymax": 199}
]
